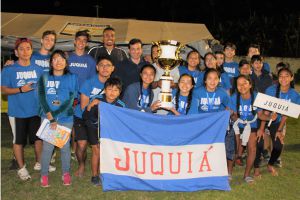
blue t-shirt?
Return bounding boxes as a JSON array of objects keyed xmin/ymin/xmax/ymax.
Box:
[
  {"xmin": 1, "ymin": 62, "xmax": 44, "ymax": 117},
  {"xmin": 74, "ymin": 75, "xmax": 105, "ymax": 118},
  {"xmin": 171, "ymin": 89, "xmax": 189, "ymax": 115},
  {"xmin": 188, "ymin": 86, "xmax": 230, "ymax": 114},
  {"xmin": 68, "ymin": 52, "xmax": 97, "ymax": 87},
  {"xmin": 41, "ymin": 74, "xmax": 78, "ymax": 123},
  {"xmin": 178, "ymin": 66, "xmax": 204, "ymax": 88},
  {"xmin": 263, "ymin": 62, "xmax": 271, "ymax": 73},
  {"xmin": 31, "ymin": 52, "xmax": 50, "ymax": 72},
  {"xmin": 266, "ymin": 85, "xmax": 300, "ymax": 124},
  {"xmin": 230, "ymin": 93, "xmax": 260, "ymax": 128},
  {"xmin": 138, "ymin": 88, "xmax": 150, "ymax": 109},
  {"xmin": 223, "ymin": 61, "xmax": 239, "ymax": 78},
  {"xmin": 219, "ymin": 72, "xmax": 232, "ymax": 91}
]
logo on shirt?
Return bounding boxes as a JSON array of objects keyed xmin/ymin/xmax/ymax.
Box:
[
  {"xmin": 223, "ymin": 67, "xmax": 235, "ymax": 74},
  {"xmin": 47, "ymin": 88, "xmax": 57, "ymax": 95},
  {"xmin": 69, "ymin": 63, "xmax": 88, "ymax": 68},
  {"xmin": 17, "ymin": 80, "xmax": 26, "ymax": 87},
  {"xmin": 35, "ymin": 59, "xmax": 49, "ymax": 68},
  {"xmin": 200, "ymin": 97, "xmax": 221, "ymax": 105},
  {"xmin": 47, "ymin": 81, "xmax": 60, "ymax": 88},
  {"xmin": 90, "ymin": 88, "xmax": 104, "ymax": 97},
  {"xmin": 16, "ymin": 71, "xmax": 38, "ymax": 80}
]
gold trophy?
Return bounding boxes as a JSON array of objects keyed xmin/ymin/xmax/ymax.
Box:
[{"xmin": 154, "ymin": 40, "xmax": 184, "ymax": 108}]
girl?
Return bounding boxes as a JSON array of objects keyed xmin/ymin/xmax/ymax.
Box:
[
  {"xmin": 38, "ymin": 50, "xmax": 78, "ymax": 187},
  {"xmin": 178, "ymin": 50, "xmax": 203, "ymax": 88},
  {"xmin": 230, "ymin": 75, "xmax": 275, "ymax": 183},
  {"xmin": 166, "ymin": 74, "xmax": 195, "ymax": 115},
  {"xmin": 204, "ymin": 52, "xmax": 232, "ymax": 94},
  {"xmin": 256, "ymin": 67, "xmax": 300, "ymax": 176},
  {"xmin": 122, "ymin": 64, "xmax": 160, "ymax": 112},
  {"xmin": 188, "ymin": 68, "xmax": 230, "ymax": 114}
]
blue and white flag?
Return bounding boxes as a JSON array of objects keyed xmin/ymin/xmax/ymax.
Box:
[{"xmin": 99, "ymin": 103, "xmax": 230, "ymax": 192}]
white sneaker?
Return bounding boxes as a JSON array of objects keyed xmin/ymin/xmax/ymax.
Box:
[
  {"xmin": 17, "ymin": 165, "xmax": 31, "ymax": 181},
  {"xmin": 34, "ymin": 162, "xmax": 41, "ymax": 170},
  {"xmin": 34, "ymin": 162, "xmax": 56, "ymax": 172}
]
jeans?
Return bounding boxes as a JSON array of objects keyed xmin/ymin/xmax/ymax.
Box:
[{"xmin": 41, "ymin": 121, "xmax": 73, "ymax": 176}]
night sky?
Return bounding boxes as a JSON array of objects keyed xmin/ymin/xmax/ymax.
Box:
[{"xmin": 2, "ymin": 0, "xmax": 299, "ymax": 57}]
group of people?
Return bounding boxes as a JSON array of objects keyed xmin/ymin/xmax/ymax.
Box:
[{"xmin": 1, "ymin": 26, "xmax": 299, "ymax": 188}]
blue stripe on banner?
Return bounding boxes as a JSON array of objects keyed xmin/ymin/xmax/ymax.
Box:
[
  {"xmin": 99, "ymin": 103, "xmax": 230, "ymax": 145},
  {"xmin": 101, "ymin": 173, "xmax": 231, "ymax": 192}
]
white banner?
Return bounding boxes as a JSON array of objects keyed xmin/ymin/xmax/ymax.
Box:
[
  {"xmin": 253, "ymin": 93, "xmax": 300, "ymax": 118},
  {"xmin": 100, "ymin": 138, "xmax": 228, "ymax": 180}
]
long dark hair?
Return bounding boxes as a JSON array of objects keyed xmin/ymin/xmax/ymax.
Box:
[
  {"xmin": 49, "ymin": 49, "xmax": 69, "ymax": 75},
  {"xmin": 236, "ymin": 75, "xmax": 255, "ymax": 117},
  {"xmin": 138, "ymin": 64, "xmax": 156, "ymax": 107},
  {"xmin": 203, "ymin": 68, "xmax": 220, "ymax": 89},
  {"xmin": 175, "ymin": 74, "xmax": 195, "ymax": 114},
  {"xmin": 185, "ymin": 50, "xmax": 201, "ymax": 71},
  {"xmin": 275, "ymin": 67, "xmax": 294, "ymax": 98}
]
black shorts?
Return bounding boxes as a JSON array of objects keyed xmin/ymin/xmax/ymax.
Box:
[
  {"xmin": 9, "ymin": 116, "xmax": 41, "ymax": 145},
  {"xmin": 74, "ymin": 117, "xmax": 99, "ymax": 145}
]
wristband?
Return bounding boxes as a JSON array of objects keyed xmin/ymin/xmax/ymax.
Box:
[
  {"xmin": 19, "ymin": 87, "xmax": 23, "ymax": 93},
  {"xmin": 49, "ymin": 119, "xmax": 56, "ymax": 123}
]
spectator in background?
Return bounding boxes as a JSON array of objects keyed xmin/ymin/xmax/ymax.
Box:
[
  {"xmin": 88, "ymin": 27, "xmax": 128, "ymax": 65},
  {"xmin": 247, "ymin": 44, "xmax": 271, "ymax": 73}
]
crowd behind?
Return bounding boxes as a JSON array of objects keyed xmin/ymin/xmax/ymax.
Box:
[{"xmin": 1, "ymin": 27, "xmax": 299, "ymax": 188}]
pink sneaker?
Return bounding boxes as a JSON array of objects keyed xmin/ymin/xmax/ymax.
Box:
[
  {"xmin": 41, "ymin": 175, "xmax": 49, "ymax": 187},
  {"xmin": 62, "ymin": 173, "xmax": 71, "ymax": 186}
]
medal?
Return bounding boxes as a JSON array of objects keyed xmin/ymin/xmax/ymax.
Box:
[{"xmin": 52, "ymin": 100, "xmax": 61, "ymax": 106}]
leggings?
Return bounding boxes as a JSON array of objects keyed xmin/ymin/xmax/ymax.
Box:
[{"xmin": 268, "ymin": 123, "xmax": 283, "ymax": 165}]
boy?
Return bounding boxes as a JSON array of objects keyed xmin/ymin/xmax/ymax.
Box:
[
  {"xmin": 73, "ymin": 56, "xmax": 115, "ymax": 183},
  {"xmin": 1, "ymin": 38, "xmax": 44, "ymax": 180},
  {"xmin": 82, "ymin": 77, "xmax": 125, "ymax": 186},
  {"xmin": 223, "ymin": 42, "xmax": 239, "ymax": 79}
]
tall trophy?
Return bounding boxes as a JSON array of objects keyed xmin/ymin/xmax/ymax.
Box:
[{"xmin": 154, "ymin": 40, "xmax": 184, "ymax": 108}]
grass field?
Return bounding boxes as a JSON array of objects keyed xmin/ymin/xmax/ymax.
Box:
[{"xmin": 1, "ymin": 113, "xmax": 300, "ymax": 200}]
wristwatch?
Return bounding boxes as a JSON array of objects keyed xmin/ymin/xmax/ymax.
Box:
[{"xmin": 19, "ymin": 87, "xmax": 23, "ymax": 93}]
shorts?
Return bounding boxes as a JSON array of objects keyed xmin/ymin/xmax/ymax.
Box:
[
  {"xmin": 74, "ymin": 116, "xmax": 99, "ymax": 145},
  {"xmin": 9, "ymin": 116, "xmax": 41, "ymax": 145},
  {"xmin": 225, "ymin": 127, "xmax": 235, "ymax": 161},
  {"xmin": 74, "ymin": 117, "xmax": 88, "ymax": 141}
]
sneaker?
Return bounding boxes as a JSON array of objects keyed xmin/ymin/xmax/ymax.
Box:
[
  {"xmin": 41, "ymin": 175, "xmax": 50, "ymax": 187},
  {"xmin": 34, "ymin": 162, "xmax": 56, "ymax": 172},
  {"xmin": 274, "ymin": 160, "xmax": 282, "ymax": 168},
  {"xmin": 50, "ymin": 151, "xmax": 56, "ymax": 164},
  {"xmin": 91, "ymin": 176, "xmax": 102, "ymax": 186},
  {"xmin": 9, "ymin": 158, "xmax": 19, "ymax": 170},
  {"xmin": 244, "ymin": 176, "xmax": 254, "ymax": 184},
  {"xmin": 62, "ymin": 173, "xmax": 71, "ymax": 186},
  {"xmin": 17, "ymin": 165, "xmax": 31, "ymax": 181},
  {"xmin": 71, "ymin": 152, "xmax": 77, "ymax": 161}
]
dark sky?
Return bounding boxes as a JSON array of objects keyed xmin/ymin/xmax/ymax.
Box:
[
  {"xmin": 2, "ymin": 0, "xmax": 297, "ymax": 23},
  {"xmin": 2, "ymin": 0, "xmax": 299, "ymax": 56}
]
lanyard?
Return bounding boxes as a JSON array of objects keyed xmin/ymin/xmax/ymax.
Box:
[
  {"xmin": 206, "ymin": 92, "xmax": 216, "ymax": 110},
  {"xmin": 279, "ymin": 91, "xmax": 289, "ymax": 101}
]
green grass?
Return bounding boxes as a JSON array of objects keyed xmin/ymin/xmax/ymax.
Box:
[{"xmin": 1, "ymin": 114, "xmax": 300, "ymax": 200}]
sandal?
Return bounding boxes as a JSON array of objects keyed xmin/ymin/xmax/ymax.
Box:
[{"xmin": 244, "ymin": 176, "xmax": 255, "ymax": 184}]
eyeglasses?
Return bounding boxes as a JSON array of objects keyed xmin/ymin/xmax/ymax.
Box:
[{"xmin": 98, "ymin": 64, "xmax": 113, "ymax": 68}]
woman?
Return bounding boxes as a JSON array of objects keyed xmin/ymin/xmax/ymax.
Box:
[{"xmin": 38, "ymin": 50, "xmax": 78, "ymax": 187}]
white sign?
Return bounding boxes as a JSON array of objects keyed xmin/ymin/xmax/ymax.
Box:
[{"xmin": 253, "ymin": 93, "xmax": 300, "ymax": 118}]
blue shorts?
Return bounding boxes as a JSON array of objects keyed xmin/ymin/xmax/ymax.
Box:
[{"xmin": 225, "ymin": 127, "xmax": 235, "ymax": 161}]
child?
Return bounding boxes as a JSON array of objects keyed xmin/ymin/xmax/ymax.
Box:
[
  {"xmin": 256, "ymin": 67, "xmax": 300, "ymax": 176},
  {"xmin": 122, "ymin": 64, "xmax": 161, "ymax": 112},
  {"xmin": 38, "ymin": 50, "xmax": 78, "ymax": 187},
  {"xmin": 247, "ymin": 43, "xmax": 271, "ymax": 73},
  {"xmin": 166, "ymin": 74, "xmax": 195, "ymax": 115},
  {"xmin": 73, "ymin": 56, "xmax": 115, "ymax": 182},
  {"xmin": 82, "ymin": 77, "xmax": 125, "ymax": 186},
  {"xmin": 178, "ymin": 50, "xmax": 203, "ymax": 88},
  {"xmin": 204, "ymin": 52, "xmax": 232, "ymax": 94},
  {"xmin": 188, "ymin": 68, "xmax": 231, "ymax": 114},
  {"xmin": 1, "ymin": 38, "xmax": 44, "ymax": 181},
  {"xmin": 230, "ymin": 75, "xmax": 275, "ymax": 183}
]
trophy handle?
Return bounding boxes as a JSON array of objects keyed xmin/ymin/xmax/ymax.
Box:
[
  {"xmin": 153, "ymin": 41, "xmax": 162, "ymax": 58},
  {"xmin": 175, "ymin": 44, "xmax": 185, "ymax": 60}
]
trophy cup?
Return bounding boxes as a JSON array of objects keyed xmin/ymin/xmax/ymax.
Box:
[{"xmin": 154, "ymin": 40, "xmax": 184, "ymax": 108}]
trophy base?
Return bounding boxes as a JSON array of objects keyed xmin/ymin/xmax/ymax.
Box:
[{"xmin": 158, "ymin": 93, "xmax": 173, "ymax": 108}]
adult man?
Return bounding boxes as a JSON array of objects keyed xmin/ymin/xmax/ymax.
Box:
[{"xmin": 88, "ymin": 27, "xmax": 128, "ymax": 65}]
